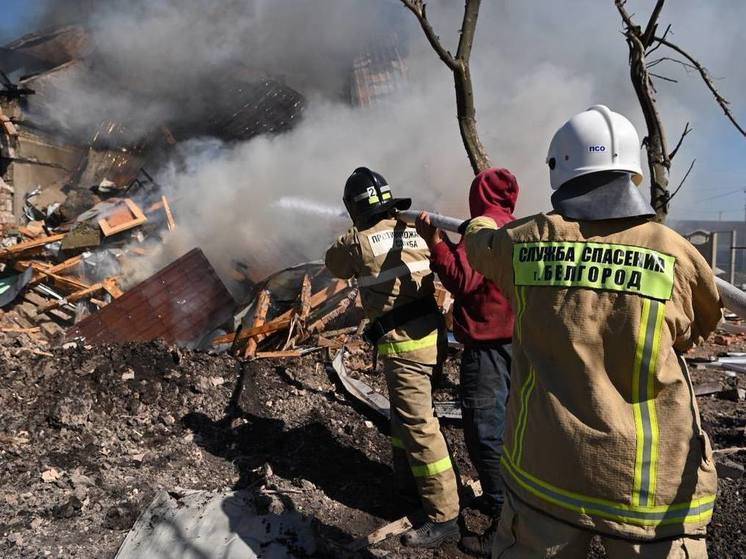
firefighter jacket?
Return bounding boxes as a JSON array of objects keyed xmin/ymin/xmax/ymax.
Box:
[
  {"xmin": 325, "ymin": 217, "xmax": 441, "ymax": 364},
  {"xmin": 464, "ymin": 212, "xmax": 722, "ymax": 540}
]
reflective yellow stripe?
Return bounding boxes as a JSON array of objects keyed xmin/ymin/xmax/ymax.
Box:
[
  {"xmin": 390, "ymin": 436, "xmax": 405, "ymax": 449},
  {"xmin": 377, "ymin": 332, "xmax": 438, "ymax": 356},
  {"xmin": 648, "ymin": 303, "xmax": 665, "ymax": 503},
  {"xmin": 382, "ymin": 192, "xmax": 392, "ymax": 200},
  {"xmin": 511, "ymin": 367, "xmax": 535, "ymax": 466},
  {"xmin": 513, "ymin": 286, "xmax": 527, "ymax": 342},
  {"xmin": 632, "ymin": 299, "xmax": 665, "ymax": 506},
  {"xmin": 502, "ymin": 453, "xmax": 715, "ymax": 526},
  {"xmin": 368, "ymin": 195, "xmax": 380, "ymax": 204},
  {"xmin": 411, "ymin": 455, "xmax": 452, "ymax": 478}
]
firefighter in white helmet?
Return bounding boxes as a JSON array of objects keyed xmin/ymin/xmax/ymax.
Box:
[{"xmin": 457, "ymin": 106, "xmax": 722, "ymax": 558}]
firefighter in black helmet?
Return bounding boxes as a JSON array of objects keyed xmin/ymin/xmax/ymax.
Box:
[{"xmin": 326, "ymin": 167, "xmax": 460, "ymax": 549}]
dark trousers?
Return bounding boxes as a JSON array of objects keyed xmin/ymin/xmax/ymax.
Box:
[{"xmin": 460, "ymin": 343, "xmax": 512, "ymax": 512}]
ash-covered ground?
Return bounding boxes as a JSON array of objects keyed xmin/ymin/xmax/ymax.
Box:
[{"xmin": 0, "ymin": 339, "xmax": 743, "ymax": 558}]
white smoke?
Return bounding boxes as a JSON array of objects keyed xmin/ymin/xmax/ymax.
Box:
[{"xmin": 22, "ymin": 0, "xmax": 746, "ymax": 281}]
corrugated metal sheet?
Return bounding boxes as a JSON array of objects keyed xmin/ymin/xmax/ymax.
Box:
[{"xmin": 67, "ymin": 248, "xmax": 235, "ymax": 346}]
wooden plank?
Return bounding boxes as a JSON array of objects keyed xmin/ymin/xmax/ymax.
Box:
[
  {"xmin": 0, "ymin": 327, "xmax": 41, "ymax": 334},
  {"xmin": 243, "ymin": 289, "xmax": 270, "ymax": 359},
  {"xmin": 98, "ymin": 199, "xmax": 148, "ymax": 237},
  {"xmin": 218, "ymin": 280, "xmax": 349, "ymax": 346},
  {"xmin": 103, "ymin": 277, "xmax": 124, "ymax": 299},
  {"xmin": 298, "ymin": 274, "xmax": 312, "ymax": 321},
  {"xmin": 15, "ymin": 261, "xmax": 90, "ymax": 291},
  {"xmin": 38, "ymin": 282, "xmax": 106, "ymax": 313},
  {"xmin": 308, "ymin": 288, "xmax": 358, "ymax": 334},
  {"xmin": 0, "ymin": 234, "xmax": 65, "ymax": 259},
  {"xmin": 29, "ymin": 256, "xmax": 83, "ymax": 285},
  {"xmin": 348, "ymin": 515, "xmax": 417, "ymax": 551},
  {"xmin": 254, "ymin": 350, "xmax": 303, "ymax": 359},
  {"xmin": 212, "ymin": 317, "xmax": 292, "ymax": 345},
  {"xmin": 0, "ymin": 111, "xmax": 18, "ymax": 137},
  {"xmin": 161, "ymin": 195, "xmax": 176, "ymax": 231},
  {"xmin": 347, "ymin": 479, "xmax": 480, "ymax": 551}
]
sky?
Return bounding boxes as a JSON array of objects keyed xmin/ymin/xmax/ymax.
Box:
[
  {"xmin": 1, "ymin": 0, "xmax": 744, "ymax": 224},
  {"xmin": 0, "ymin": 0, "xmax": 45, "ymax": 43}
]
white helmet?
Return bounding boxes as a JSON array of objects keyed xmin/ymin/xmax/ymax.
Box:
[{"xmin": 546, "ymin": 105, "xmax": 643, "ymax": 190}]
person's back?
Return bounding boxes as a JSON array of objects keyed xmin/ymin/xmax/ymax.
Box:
[
  {"xmin": 327, "ymin": 216, "xmax": 442, "ymax": 358},
  {"xmin": 325, "ymin": 167, "xmax": 460, "ymax": 550},
  {"xmin": 464, "ymin": 106, "xmax": 722, "ymax": 558},
  {"xmin": 471, "ymin": 212, "xmax": 720, "ymax": 537}
]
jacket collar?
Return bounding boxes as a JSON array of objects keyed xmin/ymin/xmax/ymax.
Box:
[{"xmin": 551, "ymin": 172, "xmax": 655, "ymax": 221}]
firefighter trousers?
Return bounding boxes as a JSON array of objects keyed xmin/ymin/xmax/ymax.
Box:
[
  {"xmin": 492, "ymin": 490, "xmax": 708, "ymax": 558},
  {"xmin": 384, "ymin": 356, "xmax": 460, "ymax": 522}
]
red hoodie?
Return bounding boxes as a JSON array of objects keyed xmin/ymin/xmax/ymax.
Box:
[{"xmin": 430, "ymin": 168, "xmax": 517, "ymax": 345}]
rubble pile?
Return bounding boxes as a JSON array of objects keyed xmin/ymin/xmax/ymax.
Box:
[{"xmin": 0, "ymin": 334, "xmax": 743, "ymax": 558}]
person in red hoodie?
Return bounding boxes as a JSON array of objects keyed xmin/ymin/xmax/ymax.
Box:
[{"xmin": 416, "ymin": 168, "xmax": 518, "ymax": 555}]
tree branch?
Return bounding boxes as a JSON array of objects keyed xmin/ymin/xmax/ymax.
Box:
[
  {"xmin": 654, "ymin": 35, "xmax": 746, "ymax": 136},
  {"xmin": 668, "ymin": 122, "xmax": 692, "ymax": 160},
  {"xmin": 456, "ymin": 0, "xmax": 482, "ymax": 63},
  {"xmin": 645, "ymin": 23, "xmax": 670, "ymax": 56},
  {"xmin": 641, "ymin": 0, "xmax": 666, "ymax": 47},
  {"xmin": 614, "ymin": 0, "xmax": 636, "ymax": 29},
  {"xmin": 646, "ymin": 56, "xmax": 696, "ymax": 71},
  {"xmin": 650, "ymin": 72, "xmax": 678, "ymax": 83},
  {"xmin": 662, "ymin": 158, "xmax": 696, "ymax": 209},
  {"xmin": 401, "ymin": 0, "xmax": 457, "ymax": 70}
]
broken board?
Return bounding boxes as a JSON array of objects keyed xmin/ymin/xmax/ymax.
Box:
[{"xmin": 98, "ymin": 198, "xmax": 147, "ymax": 237}]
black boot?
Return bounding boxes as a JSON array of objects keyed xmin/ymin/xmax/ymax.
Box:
[
  {"xmin": 401, "ymin": 518, "xmax": 460, "ymax": 548},
  {"xmin": 459, "ymin": 520, "xmax": 497, "ymax": 558}
]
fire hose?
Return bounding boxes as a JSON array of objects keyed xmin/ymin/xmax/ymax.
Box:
[{"xmin": 395, "ymin": 209, "xmax": 746, "ymax": 320}]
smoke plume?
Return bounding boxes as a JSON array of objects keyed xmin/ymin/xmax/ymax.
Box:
[{"xmin": 21, "ymin": 0, "xmax": 746, "ymax": 282}]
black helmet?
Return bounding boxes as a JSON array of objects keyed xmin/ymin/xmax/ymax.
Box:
[{"xmin": 343, "ymin": 167, "xmax": 411, "ymax": 228}]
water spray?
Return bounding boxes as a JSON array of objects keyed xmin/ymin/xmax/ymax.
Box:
[{"xmin": 397, "ymin": 209, "xmax": 746, "ymax": 320}]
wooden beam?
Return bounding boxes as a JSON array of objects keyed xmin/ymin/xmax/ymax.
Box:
[
  {"xmin": 298, "ymin": 274, "xmax": 312, "ymax": 321},
  {"xmin": 307, "ymin": 288, "xmax": 358, "ymax": 334},
  {"xmin": 212, "ymin": 317, "xmax": 291, "ymax": 345},
  {"xmin": 103, "ymin": 277, "xmax": 124, "ymax": 298},
  {"xmin": 161, "ymin": 195, "xmax": 176, "ymax": 231},
  {"xmin": 0, "ymin": 327, "xmax": 41, "ymax": 334},
  {"xmin": 243, "ymin": 289, "xmax": 270, "ymax": 358},
  {"xmin": 37, "ymin": 281, "xmax": 107, "ymax": 313},
  {"xmin": 15, "ymin": 261, "xmax": 90, "ymax": 291},
  {"xmin": 254, "ymin": 350, "xmax": 304, "ymax": 359},
  {"xmin": 216, "ymin": 279, "xmax": 349, "ymax": 346},
  {"xmin": 29, "ymin": 255, "xmax": 83, "ymax": 285},
  {"xmin": 0, "ymin": 234, "xmax": 65, "ymax": 260}
]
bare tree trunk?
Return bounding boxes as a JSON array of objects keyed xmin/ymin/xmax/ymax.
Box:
[
  {"xmin": 624, "ymin": 23, "xmax": 670, "ymax": 222},
  {"xmin": 615, "ymin": 0, "xmax": 744, "ymax": 223},
  {"xmin": 401, "ymin": 0, "xmax": 491, "ymax": 174},
  {"xmin": 454, "ymin": 61, "xmax": 490, "ymax": 172}
]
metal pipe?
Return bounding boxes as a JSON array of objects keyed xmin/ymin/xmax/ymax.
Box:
[
  {"xmin": 397, "ymin": 208, "xmax": 746, "ymax": 320},
  {"xmin": 715, "ymin": 276, "xmax": 746, "ymax": 319},
  {"xmin": 395, "ymin": 209, "xmax": 465, "ymax": 233}
]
